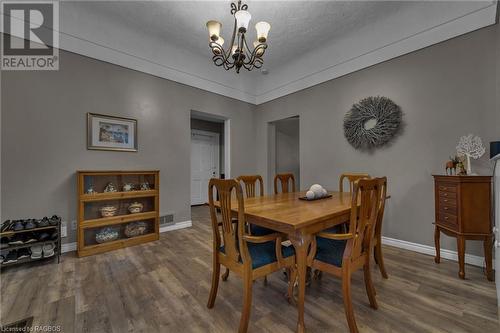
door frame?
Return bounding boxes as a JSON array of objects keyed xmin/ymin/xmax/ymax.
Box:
[{"xmin": 191, "ymin": 129, "xmax": 220, "ymax": 205}]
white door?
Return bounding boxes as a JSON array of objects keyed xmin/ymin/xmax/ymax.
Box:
[{"xmin": 191, "ymin": 130, "xmax": 220, "ymax": 205}]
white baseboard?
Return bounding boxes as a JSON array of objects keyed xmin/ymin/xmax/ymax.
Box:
[
  {"xmin": 159, "ymin": 220, "xmax": 192, "ymax": 233},
  {"xmin": 60, "ymin": 220, "xmax": 193, "ymax": 253},
  {"xmin": 381, "ymin": 236, "xmax": 490, "ymax": 268}
]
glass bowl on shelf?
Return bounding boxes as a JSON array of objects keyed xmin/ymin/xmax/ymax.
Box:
[
  {"xmin": 95, "ymin": 227, "xmax": 119, "ymax": 244},
  {"xmin": 124, "ymin": 221, "xmax": 148, "ymax": 238}
]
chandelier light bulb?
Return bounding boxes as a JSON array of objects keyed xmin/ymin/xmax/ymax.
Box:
[
  {"xmin": 255, "ymin": 21, "xmax": 270, "ymax": 43},
  {"xmin": 235, "ymin": 10, "xmax": 251, "ymax": 32},
  {"xmin": 206, "ymin": 20, "xmax": 222, "ymax": 41}
]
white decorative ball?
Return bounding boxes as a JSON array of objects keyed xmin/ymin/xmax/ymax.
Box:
[
  {"xmin": 321, "ymin": 188, "xmax": 327, "ymax": 197},
  {"xmin": 306, "ymin": 190, "xmax": 315, "ymax": 200},
  {"xmin": 310, "ymin": 184, "xmax": 323, "ymax": 197}
]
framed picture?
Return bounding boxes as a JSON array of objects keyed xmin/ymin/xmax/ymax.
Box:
[{"xmin": 87, "ymin": 113, "xmax": 138, "ymax": 152}]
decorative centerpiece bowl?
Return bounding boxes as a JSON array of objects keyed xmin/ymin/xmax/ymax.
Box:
[
  {"xmin": 100, "ymin": 205, "xmax": 117, "ymax": 217},
  {"xmin": 124, "ymin": 221, "xmax": 148, "ymax": 238},
  {"xmin": 128, "ymin": 202, "xmax": 144, "ymax": 214},
  {"xmin": 95, "ymin": 227, "xmax": 119, "ymax": 244}
]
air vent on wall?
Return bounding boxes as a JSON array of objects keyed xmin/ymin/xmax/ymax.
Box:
[{"xmin": 160, "ymin": 214, "xmax": 174, "ymax": 226}]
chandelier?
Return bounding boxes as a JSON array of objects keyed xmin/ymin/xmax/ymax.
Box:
[{"xmin": 206, "ymin": 0, "xmax": 271, "ymax": 74}]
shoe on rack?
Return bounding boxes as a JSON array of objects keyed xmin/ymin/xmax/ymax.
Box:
[
  {"xmin": 37, "ymin": 232, "xmax": 50, "ymax": 242},
  {"xmin": 30, "ymin": 245, "xmax": 42, "ymax": 259},
  {"xmin": 8, "ymin": 234, "xmax": 26, "ymax": 245},
  {"xmin": 4, "ymin": 250, "xmax": 18, "ymax": 264},
  {"xmin": 24, "ymin": 219, "xmax": 36, "ymax": 230},
  {"xmin": 1, "ymin": 237, "xmax": 10, "ymax": 249},
  {"xmin": 50, "ymin": 231, "xmax": 58, "ymax": 240},
  {"xmin": 42, "ymin": 244, "xmax": 55, "ymax": 258},
  {"xmin": 0, "ymin": 255, "xmax": 4, "ymax": 264},
  {"xmin": 37, "ymin": 217, "xmax": 49, "ymax": 227},
  {"xmin": 1, "ymin": 220, "xmax": 12, "ymax": 232},
  {"xmin": 12, "ymin": 220, "xmax": 24, "ymax": 231},
  {"xmin": 49, "ymin": 215, "xmax": 61, "ymax": 226},
  {"xmin": 24, "ymin": 233, "xmax": 38, "ymax": 244},
  {"xmin": 17, "ymin": 248, "xmax": 31, "ymax": 260}
]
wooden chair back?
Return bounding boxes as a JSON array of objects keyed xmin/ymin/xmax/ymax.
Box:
[
  {"xmin": 374, "ymin": 177, "xmax": 387, "ymax": 242},
  {"xmin": 346, "ymin": 178, "xmax": 382, "ymax": 262},
  {"xmin": 208, "ymin": 178, "xmax": 250, "ymax": 267},
  {"xmin": 237, "ymin": 175, "xmax": 264, "ymax": 198},
  {"xmin": 274, "ymin": 173, "xmax": 296, "ymax": 194},
  {"xmin": 339, "ymin": 173, "xmax": 370, "ymax": 192}
]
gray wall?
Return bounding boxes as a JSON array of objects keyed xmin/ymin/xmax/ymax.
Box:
[
  {"xmin": 255, "ymin": 25, "xmax": 499, "ymax": 256},
  {"xmin": 1, "ymin": 50, "xmax": 256, "ymax": 245}
]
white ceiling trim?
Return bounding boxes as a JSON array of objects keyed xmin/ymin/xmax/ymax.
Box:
[
  {"xmin": 255, "ymin": 2, "xmax": 498, "ymax": 104},
  {"xmin": 59, "ymin": 31, "xmax": 258, "ymax": 104}
]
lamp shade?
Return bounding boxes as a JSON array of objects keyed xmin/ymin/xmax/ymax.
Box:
[
  {"xmin": 255, "ymin": 21, "xmax": 271, "ymax": 42},
  {"xmin": 206, "ymin": 20, "xmax": 222, "ymax": 41},
  {"xmin": 491, "ymin": 141, "xmax": 500, "ymax": 160},
  {"xmin": 235, "ymin": 10, "xmax": 251, "ymax": 32}
]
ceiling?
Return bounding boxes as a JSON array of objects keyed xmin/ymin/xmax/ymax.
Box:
[
  {"xmin": 85, "ymin": 1, "xmax": 411, "ymax": 70},
  {"xmin": 26, "ymin": 1, "xmax": 500, "ymax": 104}
]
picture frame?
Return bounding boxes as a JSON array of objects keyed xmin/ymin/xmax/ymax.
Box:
[{"xmin": 87, "ymin": 113, "xmax": 138, "ymax": 152}]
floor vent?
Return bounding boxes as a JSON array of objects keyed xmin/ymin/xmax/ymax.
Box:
[{"xmin": 160, "ymin": 214, "xmax": 174, "ymax": 226}]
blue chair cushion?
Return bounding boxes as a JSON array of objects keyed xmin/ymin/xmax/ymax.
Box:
[
  {"xmin": 324, "ymin": 224, "xmax": 344, "ymax": 233},
  {"xmin": 250, "ymin": 224, "xmax": 275, "ymax": 236},
  {"xmin": 314, "ymin": 236, "xmax": 347, "ymax": 267},
  {"xmin": 220, "ymin": 241, "xmax": 295, "ymax": 269}
]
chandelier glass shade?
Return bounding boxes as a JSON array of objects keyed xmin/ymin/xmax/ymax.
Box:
[{"xmin": 206, "ymin": 0, "xmax": 270, "ymax": 73}]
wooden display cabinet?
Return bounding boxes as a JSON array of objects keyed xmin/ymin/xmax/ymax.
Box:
[{"xmin": 77, "ymin": 170, "xmax": 159, "ymax": 257}]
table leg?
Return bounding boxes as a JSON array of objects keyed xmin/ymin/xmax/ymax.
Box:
[
  {"xmin": 289, "ymin": 231, "xmax": 312, "ymax": 333},
  {"xmin": 484, "ymin": 235, "xmax": 493, "ymax": 281},
  {"xmin": 434, "ymin": 226, "xmax": 440, "ymax": 264},
  {"xmin": 457, "ymin": 235, "xmax": 465, "ymax": 279}
]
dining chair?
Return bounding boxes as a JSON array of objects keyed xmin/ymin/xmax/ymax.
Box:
[
  {"xmin": 236, "ymin": 175, "xmax": 274, "ymax": 236},
  {"xmin": 372, "ymin": 178, "xmax": 388, "ymax": 279},
  {"xmin": 339, "ymin": 173, "xmax": 370, "ymax": 193},
  {"xmin": 274, "ymin": 173, "xmax": 296, "ymax": 194},
  {"xmin": 306, "ymin": 177, "xmax": 384, "ymax": 333},
  {"xmin": 207, "ymin": 178, "xmax": 296, "ymax": 333}
]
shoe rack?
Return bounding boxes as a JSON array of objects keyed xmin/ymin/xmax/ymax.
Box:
[{"xmin": 0, "ymin": 217, "xmax": 61, "ymax": 268}]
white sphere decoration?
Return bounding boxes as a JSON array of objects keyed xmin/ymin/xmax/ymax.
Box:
[
  {"xmin": 321, "ymin": 188, "xmax": 327, "ymax": 197},
  {"xmin": 310, "ymin": 184, "xmax": 323, "ymax": 198},
  {"xmin": 306, "ymin": 190, "xmax": 315, "ymax": 200}
]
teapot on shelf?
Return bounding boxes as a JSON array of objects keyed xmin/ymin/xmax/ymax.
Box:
[{"xmin": 104, "ymin": 182, "xmax": 117, "ymax": 193}]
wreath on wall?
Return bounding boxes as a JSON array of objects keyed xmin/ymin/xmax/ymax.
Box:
[{"xmin": 343, "ymin": 96, "xmax": 402, "ymax": 149}]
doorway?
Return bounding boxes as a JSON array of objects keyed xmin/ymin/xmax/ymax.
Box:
[
  {"xmin": 268, "ymin": 116, "xmax": 300, "ymax": 191},
  {"xmin": 190, "ymin": 111, "xmax": 229, "ymax": 205}
]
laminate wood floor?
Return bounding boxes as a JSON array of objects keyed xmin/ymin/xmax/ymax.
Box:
[{"xmin": 1, "ymin": 206, "xmax": 498, "ymax": 332}]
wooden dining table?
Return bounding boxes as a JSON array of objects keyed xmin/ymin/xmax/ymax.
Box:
[{"xmin": 215, "ymin": 190, "xmax": 355, "ymax": 333}]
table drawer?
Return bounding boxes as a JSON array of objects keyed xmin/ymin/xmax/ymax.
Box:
[
  {"xmin": 439, "ymin": 196, "xmax": 457, "ymax": 207},
  {"xmin": 438, "ymin": 184, "xmax": 457, "ymax": 193},
  {"xmin": 438, "ymin": 190, "xmax": 456, "ymax": 200},
  {"xmin": 438, "ymin": 211, "xmax": 458, "ymax": 226},
  {"xmin": 439, "ymin": 204, "xmax": 457, "ymax": 215}
]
